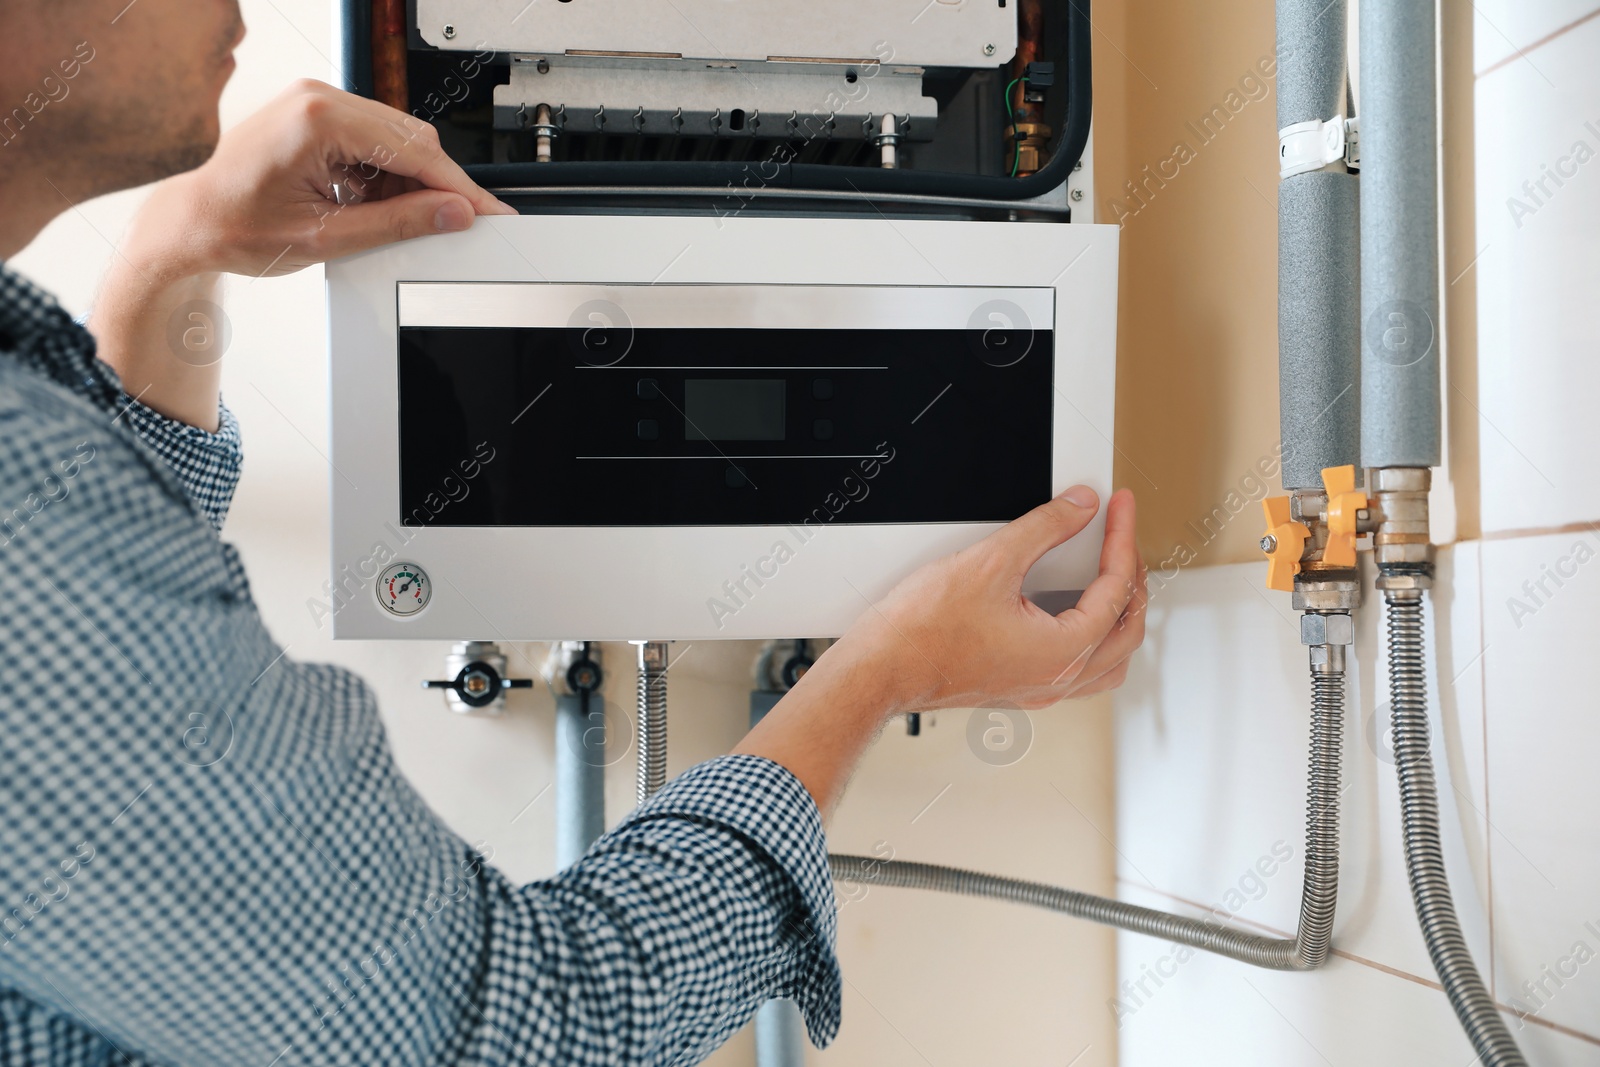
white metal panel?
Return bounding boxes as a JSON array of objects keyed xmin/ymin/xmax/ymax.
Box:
[
  {"xmin": 417, "ymin": 0, "xmax": 1017, "ymax": 68},
  {"xmin": 326, "ymin": 214, "xmax": 1118, "ymax": 642}
]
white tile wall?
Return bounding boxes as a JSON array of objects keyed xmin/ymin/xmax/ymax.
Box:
[
  {"xmin": 1116, "ymin": 548, "xmax": 1490, "ymax": 987},
  {"xmin": 1112, "ymin": 547, "xmax": 1524, "ymax": 1061},
  {"xmin": 1500, "ymin": 1013, "xmax": 1600, "ymax": 1066},
  {"xmin": 1473, "ymin": 12, "xmax": 1600, "ymax": 535},
  {"xmin": 1472, "ymin": 4, "xmax": 1600, "ymax": 74},
  {"xmin": 1481, "ymin": 530, "xmax": 1600, "ymax": 1041},
  {"xmin": 1114, "ymin": 883, "xmax": 1485, "ymax": 1066}
]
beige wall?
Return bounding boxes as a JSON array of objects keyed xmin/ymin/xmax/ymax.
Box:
[
  {"xmin": 1095, "ymin": 0, "xmax": 1480, "ymax": 564},
  {"xmin": 1094, "ymin": 0, "xmax": 1287, "ymax": 573}
]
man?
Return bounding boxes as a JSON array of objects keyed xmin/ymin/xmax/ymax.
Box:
[{"xmin": 0, "ymin": 2, "xmax": 1146, "ymax": 1064}]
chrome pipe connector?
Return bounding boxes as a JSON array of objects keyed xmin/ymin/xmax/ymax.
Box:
[
  {"xmin": 1302, "ymin": 611, "xmax": 1353, "ymax": 674},
  {"xmin": 1369, "ymin": 466, "xmax": 1434, "ymax": 589}
]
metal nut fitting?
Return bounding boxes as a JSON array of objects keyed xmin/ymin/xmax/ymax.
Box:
[
  {"xmin": 1375, "ymin": 572, "xmax": 1432, "ymax": 592},
  {"xmin": 1301, "ymin": 612, "xmax": 1354, "ymax": 646}
]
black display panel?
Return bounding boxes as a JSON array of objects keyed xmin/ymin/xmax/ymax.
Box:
[
  {"xmin": 397, "ymin": 325, "xmax": 1053, "ymax": 527},
  {"xmin": 685, "ymin": 379, "xmax": 786, "ymax": 441}
]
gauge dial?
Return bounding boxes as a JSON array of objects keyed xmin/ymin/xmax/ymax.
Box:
[{"xmin": 378, "ymin": 562, "xmax": 431, "ymax": 617}]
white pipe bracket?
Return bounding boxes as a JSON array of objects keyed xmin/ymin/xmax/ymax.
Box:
[{"xmin": 1279, "ymin": 114, "xmax": 1359, "ymax": 178}]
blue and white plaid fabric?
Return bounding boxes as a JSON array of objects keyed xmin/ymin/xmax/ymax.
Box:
[{"xmin": 0, "ymin": 261, "xmax": 840, "ymax": 1066}]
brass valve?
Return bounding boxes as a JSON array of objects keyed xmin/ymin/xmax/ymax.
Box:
[
  {"xmin": 1005, "ymin": 121, "xmax": 1053, "ymax": 177},
  {"xmin": 1261, "ymin": 496, "xmax": 1310, "ymax": 592},
  {"xmin": 1321, "ymin": 464, "xmax": 1368, "ymax": 569}
]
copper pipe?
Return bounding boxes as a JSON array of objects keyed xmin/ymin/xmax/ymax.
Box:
[
  {"xmin": 371, "ymin": 0, "xmax": 408, "ymax": 111},
  {"xmin": 1006, "ymin": 0, "xmax": 1049, "ymax": 176},
  {"xmin": 1009, "ymin": 0, "xmax": 1045, "ymax": 123}
]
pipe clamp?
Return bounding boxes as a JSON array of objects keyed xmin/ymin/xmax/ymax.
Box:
[{"xmin": 1279, "ymin": 115, "xmax": 1358, "ymax": 178}]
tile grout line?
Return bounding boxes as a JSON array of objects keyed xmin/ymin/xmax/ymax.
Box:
[
  {"xmin": 1476, "ymin": 5, "xmax": 1600, "ymax": 79},
  {"xmin": 1479, "ymin": 519, "xmax": 1600, "ymax": 543},
  {"xmin": 1114, "ymin": 878, "xmax": 1600, "ymax": 1047}
]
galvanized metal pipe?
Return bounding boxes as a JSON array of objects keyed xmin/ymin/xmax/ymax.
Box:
[
  {"xmin": 555, "ymin": 690, "xmax": 606, "ymax": 869},
  {"xmin": 754, "ymin": 999, "xmax": 806, "ymax": 1067}
]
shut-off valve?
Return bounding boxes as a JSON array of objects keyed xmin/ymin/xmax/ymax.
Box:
[{"xmin": 1261, "ymin": 465, "xmax": 1369, "ymax": 671}]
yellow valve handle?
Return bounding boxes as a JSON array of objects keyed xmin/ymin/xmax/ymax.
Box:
[
  {"xmin": 1262, "ymin": 496, "xmax": 1310, "ymax": 592},
  {"xmin": 1322, "ymin": 464, "xmax": 1368, "ymax": 569}
]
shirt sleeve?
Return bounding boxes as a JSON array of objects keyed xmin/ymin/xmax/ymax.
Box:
[
  {"xmin": 117, "ymin": 393, "xmax": 242, "ymax": 530},
  {"xmin": 465, "ymin": 755, "xmax": 843, "ymax": 1065}
]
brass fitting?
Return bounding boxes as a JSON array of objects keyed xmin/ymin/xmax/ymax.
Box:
[
  {"xmin": 1006, "ymin": 121, "xmax": 1052, "ymax": 177},
  {"xmin": 1367, "ymin": 467, "xmax": 1434, "ymax": 590}
]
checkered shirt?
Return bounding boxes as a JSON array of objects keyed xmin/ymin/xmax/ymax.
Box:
[{"xmin": 0, "ymin": 261, "xmax": 840, "ymax": 1066}]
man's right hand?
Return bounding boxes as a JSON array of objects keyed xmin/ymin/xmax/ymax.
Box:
[
  {"xmin": 129, "ymin": 77, "xmax": 516, "ymax": 284},
  {"xmin": 92, "ymin": 79, "xmax": 514, "ymax": 432}
]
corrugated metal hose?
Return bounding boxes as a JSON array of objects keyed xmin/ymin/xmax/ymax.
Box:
[
  {"xmin": 636, "ymin": 643, "xmax": 669, "ymax": 805},
  {"xmin": 1385, "ymin": 591, "xmax": 1526, "ymax": 1066},
  {"xmin": 831, "ymin": 662, "xmax": 1346, "ymax": 971}
]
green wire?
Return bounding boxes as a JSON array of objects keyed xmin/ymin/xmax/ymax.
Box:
[{"xmin": 1003, "ymin": 76, "xmax": 1028, "ymax": 177}]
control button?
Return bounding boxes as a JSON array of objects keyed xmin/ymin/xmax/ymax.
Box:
[
  {"xmin": 637, "ymin": 419, "xmax": 659, "ymax": 441},
  {"xmin": 812, "ymin": 378, "xmax": 834, "ymax": 401},
  {"xmin": 812, "ymin": 419, "xmax": 834, "ymax": 441},
  {"xmin": 725, "ymin": 466, "xmax": 749, "ymax": 488},
  {"xmin": 637, "ymin": 378, "xmax": 660, "ymax": 400}
]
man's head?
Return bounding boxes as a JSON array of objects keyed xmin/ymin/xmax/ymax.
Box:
[{"xmin": 0, "ymin": 0, "xmax": 244, "ymax": 200}]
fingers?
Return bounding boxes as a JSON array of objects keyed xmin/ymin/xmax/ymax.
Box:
[
  {"xmin": 1072, "ymin": 554, "xmax": 1148, "ymax": 688},
  {"xmin": 1054, "ymin": 489, "xmax": 1142, "ymax": 673},
  {"xmin": 312, "ymin": 187, "xmax": 477, "ymax": 261},
  {"xmin": 981, "ymin": 485, "xmax": 1102, "ymax": 577},
  {"xmin": 293, "ymin": 81, "xmax": 515, "ymax": 218},
  {"xmin": 1069, "ymin": 659, "xmax": 1131, "ymax": 700},
  {"xmin": 339, "ymin": 98, "xmax": 516, "ymax": 217}
]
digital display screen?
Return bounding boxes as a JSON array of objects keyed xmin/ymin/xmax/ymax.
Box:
[{"xmin": 684, "ymin": 379, "xmax": 786, "ymax": 441}]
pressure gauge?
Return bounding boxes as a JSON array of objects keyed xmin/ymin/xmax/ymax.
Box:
[{"xmin": 377, "ymin": 562, "xmax": 431, "ymax": 617}]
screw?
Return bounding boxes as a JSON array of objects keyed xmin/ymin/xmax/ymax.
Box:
[
  {"xmin": 1074, "ymin": 160, "xmax": 1084, "ymax": 172},
  {"xmin": 536, "ymin": 58, "xmax": 551, "ymax": 74},
  {"xmin": 442, "ymin": 24, "xmax": 456, "ymax": 39},
  {"xmin": 1070, "ymin": 188, "xmax": 1084, "ymax": 201},
  {"xmin": 983, "ymin": 43, "xmax": 997, "ymax": 56},
  {"xmin": 1260, "ymin": 535, "xmax": 1278, "ymax": 553}
]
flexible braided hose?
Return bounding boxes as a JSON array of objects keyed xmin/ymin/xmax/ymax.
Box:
[
  {"xmin": 1385, "ymin": 591, "xmax": 1526, "ymax": 1066},
  {"xmin": 636, "ymin": 643, "xmax": 668, "ymax": 805},
  {"xmin": 831, "ymin": 665, "xmax": 1345, "ymax": 970}
]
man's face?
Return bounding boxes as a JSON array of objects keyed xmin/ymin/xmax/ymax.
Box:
[{"xmin": 3, "ymin": 0, "xmax": 244, "ymax": 194}]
